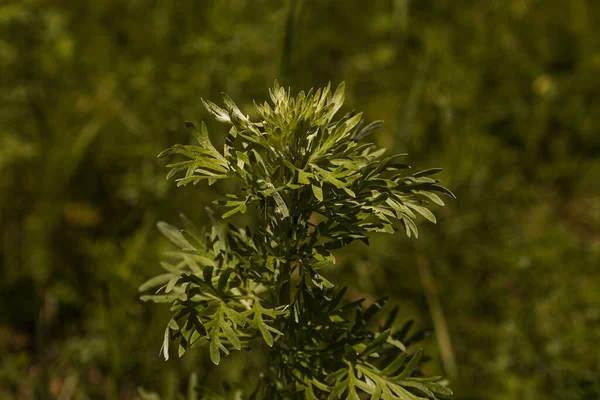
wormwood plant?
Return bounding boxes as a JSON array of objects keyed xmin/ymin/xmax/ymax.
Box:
[{"xmin": 140, "ymin": 82, "xmax": 455, "ymax": 399}]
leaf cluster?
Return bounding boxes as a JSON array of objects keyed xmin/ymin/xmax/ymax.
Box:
[{"xmin": 141, "ymin": 82, "xmax": 454, "ymax": 399}]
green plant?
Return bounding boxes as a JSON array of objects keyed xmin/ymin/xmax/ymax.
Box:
[{"xmin": 139, "ymin": 82, "xmax": 455, "ymax": 399}]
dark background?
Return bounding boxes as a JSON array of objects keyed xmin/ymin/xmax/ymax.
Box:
[{"xmin": 1, "ymin": 0, "xmax": 599, "ymax": 399}]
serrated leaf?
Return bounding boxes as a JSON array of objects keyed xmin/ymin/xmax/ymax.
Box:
[
  {"xmin": 223, "ymin": 306, "xmax": 247, "ymax": 328},
  {"xmin": 248, "ymin": 302, "xmax": 282, "ymax": 347}
]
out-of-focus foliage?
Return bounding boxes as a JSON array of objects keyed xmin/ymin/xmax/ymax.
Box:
[{"xmin": 0, "ymin": 0, "xmax": 598, "ymax": 399}]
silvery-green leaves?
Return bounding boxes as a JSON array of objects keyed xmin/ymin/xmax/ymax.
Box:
[
  {"xmin": 158, "ymin": 122, "xmax": 229, "ymax": 186},
  {"xmin": 139, "ymin": 215, "xmax": 287, "ymax": 363},
  {"xmin": 160, "ymin": 81, "xmax": 453, "ymax": 246},
  {"xmin": 325, "ymin": 357, "xmax": 453, "ymax": 400},
  {"xmin": 144, "ymin": 82, "xmax": 454, "ymax": 399}
]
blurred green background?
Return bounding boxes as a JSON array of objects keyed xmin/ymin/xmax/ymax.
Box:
[{"xmin": 1, "ymin": 0, "xmax": 599, "ymax": 399}]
